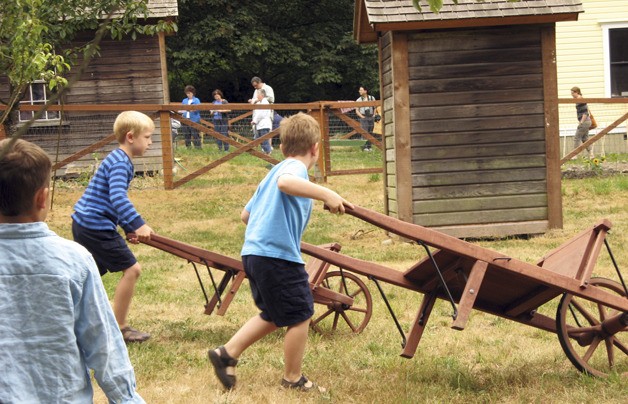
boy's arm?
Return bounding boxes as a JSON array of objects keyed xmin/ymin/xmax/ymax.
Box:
[
  {"xmin": 241, "ymin": 208, "xmax": 250, "ymax": 224},
  {"xmin": 75, "ymin": 256, "xmax": 145, "ymax": 403},
  {"xmin": 277, "ymin": 175, "xmax": 353, "ymax": 214}
]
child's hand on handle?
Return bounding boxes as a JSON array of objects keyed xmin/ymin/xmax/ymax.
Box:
[
  {"xmin": 129, "ymin": 224, "xmax": 154, "ymax": 243},
  {"xmin": 324, "ymin": 192, "xmax": 354, "ymax": 215}
]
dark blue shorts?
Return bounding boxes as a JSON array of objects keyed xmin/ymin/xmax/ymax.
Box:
[
  {"xmin": 242, "ymin": 255, "xmax": 314, "ymax": 327},
  {"xmin": 72, "ymin": 220, "xmax": 137, "ymax": 276}
]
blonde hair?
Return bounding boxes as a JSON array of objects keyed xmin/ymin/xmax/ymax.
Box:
[
  {"xmin": 279, "ymin": 112, "xmax": 320, "ymax": 157},
  {"xmin": 113, "ymin": 111, "xmax": 155, "ymax": 144},
  {"xmin": 0, "ymin": 139, "xmax": 51, "ymax": 216},
  {"xmin": 571, "ymin": 86, "xmax": 582, "ymax": 95}
]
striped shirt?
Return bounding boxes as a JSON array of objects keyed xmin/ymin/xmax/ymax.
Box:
[{"xmin": 72, "ymin": 148, "xmax": 145, "ymax": 233}]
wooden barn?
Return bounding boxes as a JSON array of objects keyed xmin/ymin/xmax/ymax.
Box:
[
  {"xmin": 0, "ymin": 0, "xmax": 178, "ymax": 175},
  {"xmin": 354, "ymin": 0, "xmax": 584, "ymax": 238}
]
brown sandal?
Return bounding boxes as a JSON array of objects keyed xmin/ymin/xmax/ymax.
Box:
[
  {"xmin": 208, "ymin": 346, "xmax": 238, "ymax": 390},
  {"xmin": 120, "ymin": 326, "xmax": 150, "ymax": 343},
  {"xmin": 281, "ymin": 375, "xmax": 326, "ymax": 392}
]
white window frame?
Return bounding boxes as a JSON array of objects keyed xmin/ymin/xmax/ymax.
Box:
[
  {"xmin": 602, "ymin": 21, "xmax": 628, "ymax": 98},
  {"xmin": 18, "ymin": 80, "xmax": 61, "ymax": 124}
]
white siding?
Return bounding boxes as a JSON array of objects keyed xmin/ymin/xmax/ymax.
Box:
[
  {"xmin": 555, "ymin": 0, "xmax": 628, "ymax": 142},
  {"xmin": 556, "ymin": 0, "xmax": 628, "ymax": 97}
]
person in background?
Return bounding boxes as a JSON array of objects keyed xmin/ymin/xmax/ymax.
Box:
[
  {"xmin": 208, "ymin": 112, "xmax": 353, "ymax": 392},
  {"xmin": 372, "ymin": 105, "xmax": 382, "ymax": 147},
  {"xmin": 249, "ymin": 76, "xmax": 275, "ymax": 104},
  {"xmin": 72, "ymin": 111, "xmax": 155, "ymax": 343},
  {"xmin": 355, "ymin": 86, "xmax": 375, "ymax": 151},
  {"xmin": 251, "ymin": 88, "xmax": 273, "ymax": 155},
  {"xmin": 570, "ymin": 86, "xmax": 594, "ymax": 159},
  {"xmin": 211, "ymin": 89, "xmax": 230, "ymax": 152},
  {"xmin": 181, "ymin": 85, "xmax": 202, "ymax": 149},
  {"xmin": 0, "ymin": 138, "xmax": 144, "ymax": 403}
]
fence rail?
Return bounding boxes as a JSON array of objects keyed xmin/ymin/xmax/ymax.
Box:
[
  {"xmin": 0, "ymin": 101, "xmax": 381, "ymax": 189},
  {"xmin": 2, "ymin": 98, "xmax": 626, "ymax": 189}
]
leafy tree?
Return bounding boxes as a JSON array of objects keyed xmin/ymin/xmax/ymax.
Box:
[
  {"xmin": 0, "ymin": 0, "xmax": 176, "ymax": 157},
  {"xmin": 167, "ymin": 0, "xmax": 378, "ymax": 103}
]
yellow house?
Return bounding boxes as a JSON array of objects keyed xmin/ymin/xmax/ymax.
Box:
[{"xmin": 556, "ymin": 0, "xmax": 628, "ymax": 154}]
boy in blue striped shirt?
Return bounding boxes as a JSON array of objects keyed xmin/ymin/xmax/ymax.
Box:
[{"xmin": 72, "ymin": 111, "xmax": 155, "ymax": 343}]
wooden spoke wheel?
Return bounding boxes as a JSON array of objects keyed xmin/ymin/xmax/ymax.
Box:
[
  {"xmin": 556, "ymin": 277, "xmax": 628, "ymax": 377},
  {"xmin": 311, "ymin": 270, "xmax": 372, "ymax": 334}
]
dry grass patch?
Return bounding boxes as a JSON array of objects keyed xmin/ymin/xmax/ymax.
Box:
[{"xmin": 47, "ymin": 155, "xmax": 628, "ymax": 403}]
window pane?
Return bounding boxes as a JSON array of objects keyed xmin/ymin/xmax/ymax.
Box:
[
  {"xmin": 610, "ymin": 28, "xmax": 628, "ymax": 97},
  {"xmin": 32, "ymin": 83, "xmax": 45, "ymax": 101},
  {"xmin": 19, "ymin": 110, "xmax": 33, "ymax": 121}
]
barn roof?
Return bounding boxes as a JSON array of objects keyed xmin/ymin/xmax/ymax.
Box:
[
  {"xmin": 354, "ymin": 0, "xmax": 583, "ymax": 43},
  {"xmin": 146, "ymin": 0, "xmax": 178, "ymax": 18}
]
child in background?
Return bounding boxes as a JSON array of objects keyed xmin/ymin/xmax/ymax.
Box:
[
  {"xmin": 0, "ymin": 139, "xmax": 144, "ymax": 403},
  {"xmin": 209, "ymin": 112, "xmax": 353, "ymax": 392},
  {"xmin": 181, "ymin": 85, "xmax": 202, "ymax": 149},
  {"xmin": 72, "ymin": 111, "xmax": 155, "ymax": 343}
]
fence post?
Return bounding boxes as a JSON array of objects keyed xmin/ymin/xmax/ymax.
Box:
[
  {"xmin": 314, "ymin": 102, "xmax": 328, "ymax": 182},
  {"xmin": 159, "ymin": 109, "xmax": 174, "ymax": 190}
]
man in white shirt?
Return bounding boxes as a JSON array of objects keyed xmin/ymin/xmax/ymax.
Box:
[{"xmin": 249, "ymin": 76, "xmax": 275, "ymax": 104}]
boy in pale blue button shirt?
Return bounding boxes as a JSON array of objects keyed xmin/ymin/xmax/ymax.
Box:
[{"xmin": 0, "ymin": 138, "xmax": 144, "ymax": 403}]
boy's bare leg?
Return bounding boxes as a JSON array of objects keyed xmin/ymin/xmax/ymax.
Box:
[
  {"xmin": 283, "ymin": 319, "xmax": 310, "ymax": 383},
  {"xmin": 222, "ymin": 315, "xmax": 277, "ymax": 359},
  {"xmin": 113, "ymin": 263, "xmax": 142, "ymax": 328}
]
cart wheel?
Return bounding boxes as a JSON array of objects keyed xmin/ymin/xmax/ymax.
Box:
[
  {"xmin": 556, "ymin": 277, "xmax": 628, "ymax": 377},
  {"xmin": 310, "ymin": 270, "xmax": 372, "ymax": 334}
]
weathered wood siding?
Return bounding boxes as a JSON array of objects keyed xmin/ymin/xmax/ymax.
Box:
[
  {"xmin": 19, "ymin": 35, "xmax": 165, "ymax": 175},
  {"xmin": 386, "ymin": 25, "xmax": 552, "ymax": 237},
  {"xmin": 380, "ymin": 33, "xmax": 394, "ymax": 216}
]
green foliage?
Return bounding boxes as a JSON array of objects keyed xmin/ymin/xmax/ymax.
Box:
[
  {"xmin": 167, "ymin": 0, "xmax": 378, "ymax": 102},
  {"xmin": 0, "ymin": 0, "xmax": 177, "ymax": 159}
]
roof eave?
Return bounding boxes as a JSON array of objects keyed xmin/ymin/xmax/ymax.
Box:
[{"xmin": 356, "ymin": 12, "xmax": 581, "ymax": 44}]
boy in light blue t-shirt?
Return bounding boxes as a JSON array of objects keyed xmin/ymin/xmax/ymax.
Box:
[{"xmin": 209, "ymin": 112, "xmax": 353, "ymax": 392}]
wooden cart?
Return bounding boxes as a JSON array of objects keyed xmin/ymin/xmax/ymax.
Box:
[{"xmin": 135, "ymin": 205, "xmax": 627, "ymax": 377}]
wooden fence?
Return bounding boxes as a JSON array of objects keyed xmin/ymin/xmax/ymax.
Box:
[{"xmin": 0, "ymin": 100, "xmax": 381, "ymax": 189}]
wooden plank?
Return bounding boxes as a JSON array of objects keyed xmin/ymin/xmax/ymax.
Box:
[
  {"xmin": 410, "ymin": 73, "xmax": 543, "ymax": 94},
  {"xmin": 400, "ymin": 291, "xmax": 436, "ymax": 359},
  {"xmin": 160, "ymin": 111, "xmax": 173, "ymax": 189},
  {"xmin": 411, "ymin": 88, "xmax": 543, "ymax": 107},
  {"xmin": 541, "ymin": 24, "xmax": 563, "ymax": 230},
  {"xmin": 158, "ymin": 31, "xmax": 170, "ymax": 103},
  {"xmin": 412, "ymin": 167, "xmax": 547, "ymax": 187},
  {"xmin": 408, "ymin": 27, "xmax": 539, "ymax": 53},
  {"xmin": 391, "ymin": 32, "xmax": 413, "ymax": 223},
  {"xmin": 411, "ymin": 141, "xmax": 546, "ymax": 160},
  {"xmin": 412, "ymin": 180, "xmax": 547, "ymax": 200},
  {"xmin": 413, "ymin": 128, "xmax": 545, "ymax": 147},
  {"xmin": 414, "ymin": 194, "xmax": 547, "ymax": 214},
  {"xmin": 216, "ymin": 271, "xmax": 246, "ymax": 316},
  {"xmin": 412, "ymin": 155, "xmax": 547, "ymax": 173},
  {"xmin": 409, "ymin": 61, "xmax": 542, "ymax": 81},
  {"xmin": 411, "ymin": 115, "xmax": 544, "ymax": 133},
  {"xmin": 414, "ymin": 207, "xmax": 548, "ymax": 227},
  {"xmin": 412, "ymin": 102, "xmax": 544, "ymax": 120},
  {"xmin": 408, "ymin": 47, "xmax": 541, "ymax": 67},
  {"xmin": 434, "ymin": 220, "xmax": 549, "ymax": 238},
  {"xmin": 452, "ymin": 260, "xmax": 488, "ymax": 330}
]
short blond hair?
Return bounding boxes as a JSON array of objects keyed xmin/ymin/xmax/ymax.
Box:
[
  {"xmin": 279, "ymin": 112, "xmax": 320, "ymax": 157},
  {"xmin": 113, "ymin": 111, "xmax": 155, "ymax": 144},
  {"xmin": 0, "ymin": 139, "xmax": 51, "ymax": 216}
]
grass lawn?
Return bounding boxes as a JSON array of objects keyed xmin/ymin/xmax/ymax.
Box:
[{"xmin": 47, "ymin": 147, "xmax": 628, "ymax": 403}]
